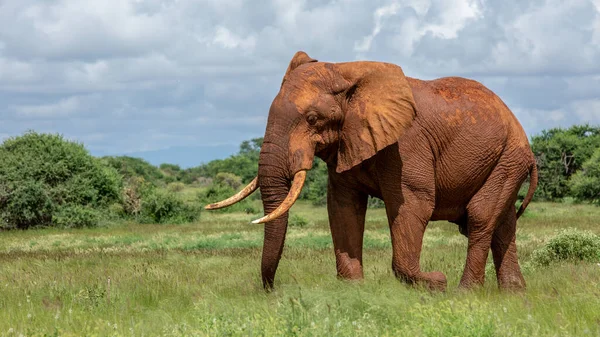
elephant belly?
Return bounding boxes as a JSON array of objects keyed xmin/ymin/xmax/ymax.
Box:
[{"xmin": 430, "ymin": 126, "xmax": 505, "ymax": 222}]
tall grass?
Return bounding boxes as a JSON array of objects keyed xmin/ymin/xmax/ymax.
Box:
[{"xmin": 0, "ymin": 202, "xmax": 599, "ymax": 336}]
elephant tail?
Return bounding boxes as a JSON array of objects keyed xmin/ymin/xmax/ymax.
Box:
[{"xmin": 516, "ymin": 161, "xmax": 538, "ymax": 220}]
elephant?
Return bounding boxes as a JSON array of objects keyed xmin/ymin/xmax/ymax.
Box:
[{"xmin": 206, "ymin": 51, "xmax": 538, "ymax": 292}]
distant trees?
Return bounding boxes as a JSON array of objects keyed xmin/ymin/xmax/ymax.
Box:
[
  {"xmin": 569, "ymin": 148, "xmax": 600, "ymax": 204},
  {"xmin": 530, "ymin": 124, "xmax": 600, "ymax": 202},
  {"xmin": 0, "ymin": 131, "xmax": 122, "ymax": 229},
  {"xmin": 102, "ymin": 156, "xmax": 166, "ymax": 185},
  {"xmin": 159, "ymin": 163, "xmax": 183, "ymax": 183},
  {"xmin": 181, "ymin": 138, "xmax": 262, "ymax": 184},
  {"xmin": 0, "ymin": 132, "xmax": 200, "ymax": 229}
]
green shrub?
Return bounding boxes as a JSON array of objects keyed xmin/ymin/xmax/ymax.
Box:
[
  {"xmin": 1, "ymin": 181, "xmax": 54, "ymax": 229},
  {"xmin": 140, "ymin": 189, "xmax": 200, "ymax": 224},
  {"xmin": 181, "ymin": 138, "xmax": 262, "ymax": 184},
  {"xmin": 569, "ymin": 148, "xmax": 600, "ymax": 204},
  {"xmin": 166, "ymin": 182, "xmax": 185, "ymax": 193},
  {"xmin": 159, "ymin": 163, "xmax": 182, "ymax": 181},
  {"xmin": 107, "ymin": 203, "xmax": 126, "ymax": 218},
  {"xmin": 531, "ymin": 228, "xmax": 600, "ymax": 266},
  {"xmin": 214, "ymin": 172, "xmax": 243, "ymax": 190},
  {"xmin": 121, "ymin": 177, "xmax": 152, "ymax": 217},
  {"xmin": 289, "ymin": 214, "xmax": 309, "ymax": 227},
  {"xmin": 0, "ymin": 131, "xmax": 121, "ymax": 229},
  {"xmin": 531, "ymin": 125, "xmax": 600, "ymax": 201},
  {"xmin": 53, "ymin": 205, "xmax": 100, "ymax": 229},
  {"xmin": 119, "ymin": 177, "xmax": 200, "ymax": 224},
  {"xmin": 101, "ymin": 156, "xmax": 165, "ymax": 185}
]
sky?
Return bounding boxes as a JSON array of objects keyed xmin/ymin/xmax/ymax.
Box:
[{"xmin": 1, "ymin": 0, "xmax": 599, "ymax": 167}]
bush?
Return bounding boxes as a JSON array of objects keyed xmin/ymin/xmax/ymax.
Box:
[
  {"xmin": 0, "ymin": 131, "xmax": 121, "ymax": 229},
  {"xmin": 214, "ymin": 172, "xmax": 243, "ymax": 190},
  {"xmin": 140, "ymin": 189, "xmax": 200, "ymax": 224},
  {"xmin": 181, "ymin": 138, "xmax": 262, "ymax": 184},
  {"xmin": 531, "ymin": 228, "xmax": 600, "ymax": 266},
  {"xmin": 160, "ymin": 163, "xmax": 182, "ymax": 180},
  {"xmin": 1, "ymin": 181, "xmax": 54, "ymax": 229},
  {"xmin": 193, "ymin": 177, "xmax": 213, "ymax": 187},
  {"xmin": 531, "ymin": 125, "xmax": 600, "ymax": 201},
  {"xmin": 569, "ymin": 148, "xmax": 600, "ymax": 204},
  {"xmin": 289, "ymin": 214, "xmax": 309, "ymax": 227},
  {"xmin": 53, "ymin": 205, "xmax": 100, "ymax": 229},
  {"xmin": 167, "ymin": 182, "xmax": 186, "ymax": 193},
  {"xmin": 119, "ymin": 177, "xmax": 200, "ymax": 224},
  {"xmin": 101, "ymin": 156, "xmax": 165, "ymax": 185}
]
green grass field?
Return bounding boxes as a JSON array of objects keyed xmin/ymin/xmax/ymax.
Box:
[{"xmin": 1, "ymin": 201, "xmax": 599, "ymax": 336}]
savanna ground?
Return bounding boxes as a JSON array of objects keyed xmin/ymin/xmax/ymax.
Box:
[{"xmin": 1, "ymin": 201, "xmax": 599, "ymax": 336}]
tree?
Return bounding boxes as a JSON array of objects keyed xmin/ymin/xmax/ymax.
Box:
[
  {"xmin": 181, "ymin": 138, "xmax": 263, "ymax": 184},
  {"xmin": 531, "ymin": 124, "xmax": 600, "ymax": 200},
  {"xmin": 0, "ymin": 131, "xmax": 122, "ymax": 229},
  {"xmin": 238, "ymin": 138, "xmax": 263, "ymax": 162},
  {"xmin": 102, "ymin": 156, "xmax": 165, "ymax": 185},
  {"xmin": 570, "ymin": 147, "xmax": 600, "ymax": 204}
]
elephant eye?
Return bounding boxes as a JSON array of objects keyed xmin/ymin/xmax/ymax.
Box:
[{"xmin": 307, "ymin": 114, "xmax": 318, "ymax": 125}]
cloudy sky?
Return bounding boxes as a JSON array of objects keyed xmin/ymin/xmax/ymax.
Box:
[{"xmin": 1, "ymin": 0, "xmax": 599, "ymax": 166}]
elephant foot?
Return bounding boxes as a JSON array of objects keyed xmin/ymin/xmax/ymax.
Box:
[
  {"xmin": 395, "ymin": 270, "xmax": 447, "ymax": 292},
  {"xmin": 262, "ymin": 272, "xmax": 277, "ymax": 293},
  {"xmin": 262, "ymin": 278, "xmax": 275, "ymax": 292},
  {"xmin": 497, "ymin": 273, "xmax": 526, "ymax": 291},
  {"xmin": 419, "ymin": 271, "xmax": 447, "ymax": 292},
  {"xmin": 335, "ymin": 252, "xmax": 364, "ymax": 280}
]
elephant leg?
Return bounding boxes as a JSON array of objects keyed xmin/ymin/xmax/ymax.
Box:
[
  {"xmin": 491, "ymin": 201, "xmax": 526, "ymax": 290},
  {"xmin": 459, "ymin": 182, "xmax": 501, "ymax": 289},
  {"xmin": 460, "ymin": 162, "xmax": 525, "ymax": 289},
  {"xmin": 459, "ymin": 220, "xmax": 493, "ymax": 289},
  {"xmin": 386, "ymin": 194, "xmax": 446, "ymax": 291},
  {"xmin": 327, "ymin": 178, "xmax": 368, "ymax": 280}
]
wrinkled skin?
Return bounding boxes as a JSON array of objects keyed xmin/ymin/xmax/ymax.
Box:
[{"xmin": 250, "ymin": 51, "xmax": 537, "ymax": 291}]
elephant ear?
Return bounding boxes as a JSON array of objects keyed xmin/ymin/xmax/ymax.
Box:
[
  {"xmin": 334, "ymin": 61, "xmax": 417, "ymax": 173},
  {"xmin": 281, "ymin": 51, "xmax": 318, "ymax": 87}
]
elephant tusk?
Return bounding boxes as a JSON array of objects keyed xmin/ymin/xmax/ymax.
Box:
[
  {"xmin": 251, "ymin": 170, "xmax": 307, "ymax": 224},
  {"xmin": 204, "ymin": 177, "xmax": 259, "ymax": 210}
]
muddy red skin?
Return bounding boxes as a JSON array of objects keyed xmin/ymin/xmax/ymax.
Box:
[{"xmin": 231, "ymin": 51, "xmax": 537, "ymax": 291}]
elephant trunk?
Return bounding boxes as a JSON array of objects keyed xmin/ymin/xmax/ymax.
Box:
[
  {"xmin": 260, "ymin": 184, "xmax": 290, "ymax": 290},
  {"xmin": 257, "ymin": 142, "xmax": 292, "ymax": 290}
]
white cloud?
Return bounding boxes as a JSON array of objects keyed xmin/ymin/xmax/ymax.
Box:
[
  {"xmin": 422, "ymin": 0, "xmax": 482, "ymax": 39},
  {"xmin": 212, "ymin": 26, "xmax": 257, "ymax": 51},
  {"xmin": 571, "ymin": 99, "xmax": 600, "ymax": 123},
  {"xmin": 0, "ymin": 58, "xmax": 37, "ymax": 83},
  {"xmin": 13, "ymin": 96, "xmax": 84, "ymax": 118},
  {"xmin": 354, "ymin": 2, "xmax": 402, "ymax": 53},
  {"xmin": 5, "ymin": 0, "xmax": 169, "ymax": 60},
  {"xmin": 355, "ymin": 0, "xmax": 483, "ymax": 55},
  {"xmin": 486, "ymin": 0, "xmax": 599, "ymax": 75}
]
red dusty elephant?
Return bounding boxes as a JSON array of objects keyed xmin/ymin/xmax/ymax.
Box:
[{"xmin": 206, "ymin": 51, "xmax": 538, "ymax": 292}]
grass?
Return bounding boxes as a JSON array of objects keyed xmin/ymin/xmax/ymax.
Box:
[{"xmin": 0, "ymin": 202, "xmax": 599, "ymax": 336}]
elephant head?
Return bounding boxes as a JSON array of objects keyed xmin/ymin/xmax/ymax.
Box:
[{"xmin": 205, "ymin": 51, "xmax": 417, "ymax": 289}]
